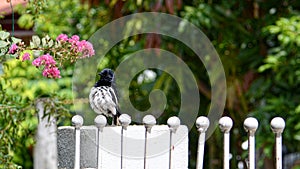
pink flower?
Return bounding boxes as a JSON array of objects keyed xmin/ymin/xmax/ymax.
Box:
[
  {"xmin": 8, "ymin": 44, "xmax": 18, "ymax": 54},
  {"xmin": 71, "ymin": 35, "xmax": 80, "ymax": 41},
  {"xmin": 32, "ymin": 57, "xmax": 42, "ymax": 67},
  {"xmin": 42, "ymin": 66, "xmax": 61, "ymax": 78},
  {"xmin": 32, "ymin": 54, "xmax": 56, "ymax": 67},
  {"xmin": 75, "ymin": 40, "xmax": 95, "ymax": 58},
  {"xmin": 21, "ymin": 52, "xmax": 30, "ymax": 61},
  {"xmin": 56, "ymin": 34, "xmax": 68, "ymax": 42},
  {"xmin": 75, "ymin": 40, "xmax": 85, "ymax": 51},
  {"xmin": 68, "ymin": 35, "xmax": 80, "ymax": 44},
  {"xmin": 81, "ymin": 41, "xmax": 95, "ymax": 57},
  {"xmin": 41, "ymin": 53, "xmax": 56, "ymax": 65}
]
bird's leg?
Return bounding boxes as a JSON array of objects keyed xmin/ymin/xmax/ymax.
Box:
[
  {"xmin": 112, "ymin": 116, "xmax": 119, "ymax": 126},
  {"xmin": 115, "ymin": 116, "xmax": 120, "ymax": 126},
  {"xmin": 111, "ymin": 116, "xmax": 115, "ymax": 126}
]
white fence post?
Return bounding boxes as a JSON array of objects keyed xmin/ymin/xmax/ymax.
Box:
[
  {"xmin": 143, "ymin": 115, "xmax": 156, "ymax": 169},
  {"xmin": 219, "ymin": 116, "xmax": 233, "ymax": 169},
  {"xmin": 195, "ymin": 116, "xmax": 210, "ymax": 169},
  {"xmin": 243, "ymin": 117, "xmax": 259, "ymax": 169},
  {"xmin": 119, "ymin": 114, "xmax": 132, "ymax": 169},
  {"xmin": 72, "ymin": 115, "xmax": 83, "ymax": 169},
  {"xmin": 271, "ymin": 117, "xmax": 285, "ymax": 169},
  {"xmin": 94, "ymin": 115, "xmax": 107, "ymax": 169},
  {"xmin": 34, "ymin": 99, "xmax": 57, "ymax": 169},
  {"xmin": 167, "ymin": 116, "xmax": 181, "ymax": 169}
]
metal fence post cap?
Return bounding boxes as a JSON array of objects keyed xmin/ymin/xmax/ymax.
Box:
[
  {"xmin": 143, "ymin": 115, "xmax": 156, "ymax": 125},
  {"xmin": 196, "ymin": 116, "xmax": 210, "ymax": 132},
  {"xmin": 243, "ymin": 117, "xmax": 259, "ymax": 132},
  {"xmin": 270, "ymin": 117, "xmax": 285, "ymax": 133},
  {"xmin": 94, "ymin": 115, "xmax": 107, "ymax": 129},
  {"xmin": 143, "ymin": 115, "xmax": 156, "ymax": 133},
  {"xmin": 72, "ymin": 115, "xmax": 84, "ymax": 129},
  {"xmin": 119, "ymin": 114, "xmax": 131, "ymax": 130},
  {"xmin": 219, "ymin": 116, "xmax": 233, "ymax": 133},
  {"xmin": 167, "ymin": 116, "xmax": 181, "ymax": 133}
]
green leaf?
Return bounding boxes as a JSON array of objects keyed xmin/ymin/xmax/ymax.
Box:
[
  {"xmin": 265, "ymin": 55, "xmax": 279, "ymax": 64},
  {"xmin": 30, "ymin": 41, "xmax": 35, "ymax": 48},
  {"xmin": 296, "ymin": 105, "xmax": 300, "ymax": 114},
  {"xmin": 295, "ymin": 123, "xmax": 300, "ymax": 130},
  {"xmin": 296, "ymin": 35, "xmax": 300, "ymax": 46},
  {"xmin": 48, "ymin": 39, "xmax": 54, "ymax": 48},
  {"xmin": 0, "ymin": 31, "xmax": 10, "ymax": 40},
  {"xmin": 258, "ymin": 64, "xmax": 272, "ymax": 72},
  {"xmin": 17, "ymin": 14, "xmax": 34, "ymax": 30},
  {"xmin": 0, "ymin": 48, "xmax": 7, "ymax": 57},
  {"xmin": 268, "ymin": 25, "xmax": 280, "ymax": 34},
  {"xmin": 42, "ymin": 37, "xmax": 47, "ymax": 47},
  {"xmin": 31, "ymin": 35, "xmax": 41, "ymax": 48},
  {"xmin": 11, "ymin": 37, "xmax": 22, "ymax": 44},
  {"xmin": 294, "ymin": 134, "xmax": 300, "ymax": 141},
  {"xmin": 0, "ymin": 40, "xmax": 9, "ymax": 48}
]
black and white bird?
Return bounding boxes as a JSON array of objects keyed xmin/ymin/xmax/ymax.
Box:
[{"xmin": 89, "ymin": 68, "xmax": 121, "ymax": 125}]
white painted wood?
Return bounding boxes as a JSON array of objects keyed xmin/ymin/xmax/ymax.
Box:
[
  {"xmin": 101, "ymin": 125, "xmax": 188, "ymax": 169},
  {"xmin": 167, "ymin": 116, "xmax": 181, "ymax": 169},
  {"xmin": 170, "ymin": 126, "xmax": 189, "ymax": 169},
  {"xmin": 146, "ymin": 125, "xmax": 169, "ymax": 169},
  {"xmin": 101, "ymin": 126, "xmax": 122, "ymax": 169}
]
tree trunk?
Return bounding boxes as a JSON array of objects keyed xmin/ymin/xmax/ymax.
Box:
[{"xmin": 34, "ymin": 99, "xmax": 58, "ymax": 169}]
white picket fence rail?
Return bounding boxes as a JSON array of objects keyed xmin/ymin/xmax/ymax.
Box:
[{"xmin": 57, "ymin": 115, "xmax": 286, "ymax": 169}]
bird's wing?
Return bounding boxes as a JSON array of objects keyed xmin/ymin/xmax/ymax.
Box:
[
  {"xmin": 89, "ymin": 86, "xmax": 118, "ymax": 116},
  {"xmin": 89, "ymin": 87, "xmax": 105, "ymax": 115},
  {"xmin": 108, "ymin": 87, "xmax": 118, "ymax": 106},
  {"xmin": 108, "ymin": 86, "xmax": 122, "ymax": 116}
]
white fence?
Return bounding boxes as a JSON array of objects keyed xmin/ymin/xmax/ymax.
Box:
[{"xmin": 57, "ymin": 114, "xmax": 286, "ymax": 169}]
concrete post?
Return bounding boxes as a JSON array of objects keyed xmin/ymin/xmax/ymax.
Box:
[{"xmin": 34, "ymin": 99, "xmax": 57, "ymax": 169}]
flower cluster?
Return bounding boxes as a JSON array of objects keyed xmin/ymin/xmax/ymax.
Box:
[
  {"xmin": 57, "ymin": 34, "xmax": 95, "ymax": 59},
  {"xmin": 7, "ymin": 34, "xmax": 95, "ymax": 79},
  {"xmin": 32, "ymin": 54, "xmax": 61, "ymax": 78}
]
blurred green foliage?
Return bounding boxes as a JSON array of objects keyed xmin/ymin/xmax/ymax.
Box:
[
  {"xmin": 17, "ymin": 0, "xmax": 109, "ymax": 39},
  {"xmin": 1, "ymin": 0, "xmax": 300, "ymax": 168},
  {"xmin": 248, "ymin": 15, "xmax": 300, "ymax": 160},
  {"xmin": 0, "ymin": 87, "xmax": 31, "ymax": 169},
  {"xmin": 182, "ymin": 1, "xmax": 300, "ymax": 168}
]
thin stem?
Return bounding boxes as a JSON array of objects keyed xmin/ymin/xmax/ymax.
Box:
[{"xmin": 9, "ymin": 0, "xmax": 14, "ymax": 37}]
